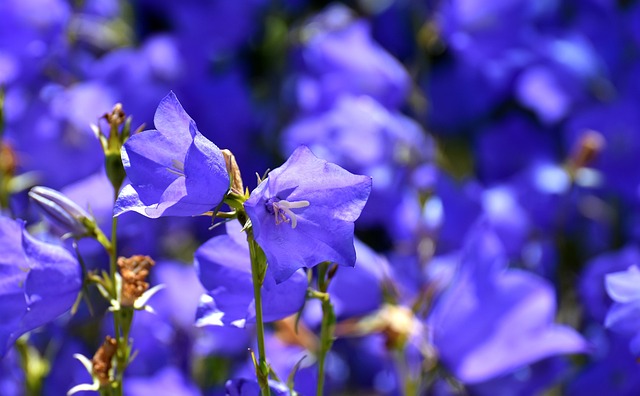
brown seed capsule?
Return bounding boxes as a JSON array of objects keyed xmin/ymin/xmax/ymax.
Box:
[
  {"xmin": 118, "ymin": 255, "xmax": 155, "ymax": 307},
  {"xmin": 92, "ymin": 336, "xmax": 117, "ymax": 386}
]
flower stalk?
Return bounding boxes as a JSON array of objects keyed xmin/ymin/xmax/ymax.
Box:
[
  {"xmin": 315, "ymin": 262, "xmax": 337, "ymax": 396},
  {"xmin": 225, "ymin": 184, "xmax": 271, "ymax": 396},
  {"xmin": 248, "ymin": 230, "xmax": 271, "ymax": 396}
]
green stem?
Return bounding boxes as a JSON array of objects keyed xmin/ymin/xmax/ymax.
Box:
[
  {"xmin": 15, "ymin": 337, "xmax": 47, "ymax": 396},
  {"xmin": 247, "ymin": 230, "xmax": 271, "ymax": 396},
  {"xmin": 393, "ymin": 348, "xmax": 418, "ymax": 396},
  {"xmin": 316, "ymin": 263, "xmax": 336, "ymax": 396},
  {"xmin": 110, "ymin": 215, "xmax": 118, "ymax": 289},
  {"xmin": 108, "ymin": 195, "xmax": 127, "ymax": 396}
]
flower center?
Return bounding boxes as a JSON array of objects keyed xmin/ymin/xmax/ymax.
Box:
[{"xmin": 266, "ymin": 197, "xmax": 310, "ymax": 229}]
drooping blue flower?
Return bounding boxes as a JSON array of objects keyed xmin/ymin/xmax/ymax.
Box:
[
  {"xmin": 114, "ymin": 91, "xmax": 230, "ymax": 218},
  {"xmin": 244, "ymin": 145, "xmax": 372, "ymax": 283},
  {"xmin": 195, "ymin": 221, "xmax": 308, "ymax": 327},
  {"xmin": 0, "ymin": 215, "xmax": 81, "ymax": 357},
  {"xmin": 429, "ymin": 223, "xmax": 587, "ymax": 384}
]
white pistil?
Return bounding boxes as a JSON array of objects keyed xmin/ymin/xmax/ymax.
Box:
[
  {"xmin": 272, "ymin": 199, "xmax": 310, "ymax": 229},
  {"xmin": 166, "ymin": 159, "xmax": 185, "ymax": 177}
]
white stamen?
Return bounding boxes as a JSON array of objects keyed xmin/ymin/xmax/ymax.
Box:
[{"xmin": 272, "ymin": 199, "xmax": 310, "ymax": 229}]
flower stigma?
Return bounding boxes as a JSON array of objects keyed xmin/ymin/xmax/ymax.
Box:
[
  {"xmin": 266, "ymin": 197, "xmax": 310, "ymax": 229},
  {"xmin": 166, "ymin": 159, "xmax": 185, "ymax": 177}
]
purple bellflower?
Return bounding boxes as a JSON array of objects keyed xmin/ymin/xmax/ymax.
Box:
[
  {"xmin": 244, "ymin": 145, "xmax": 372, "ymax": 283},
  {"xmin": 115, "ymin": 91, "xmax": 229, "ymax": 218},
  {"xmin": 430, "ymin": 222, "xmax": 587, "ymax": 384},
  {"xmin": 0, "ymin": 215, "xmax": 81, "ymax": 357}
]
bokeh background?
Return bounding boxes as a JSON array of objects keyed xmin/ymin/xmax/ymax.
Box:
[{"xmin": 2, "ymin": 0, "xmax": 640, "ymax": 394}]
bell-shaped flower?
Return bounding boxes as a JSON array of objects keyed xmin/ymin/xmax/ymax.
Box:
[
  {"xmin": 429, "ymin": 222, "xmax": 587, "ymax": 384},
  {"xmin": 115, "ymin": 91, "xmax": 229, "ymax": 218},
  {"xmin": 244, "ymin": 146, "xmax": 372, "ymax": 283},
  {"xmin": 195, "ymin": 221, "xmax": 308, "ymax": 328},
  {"xmin": 0, "ymin": 215, "xmax": 81, "ymax": 357}
]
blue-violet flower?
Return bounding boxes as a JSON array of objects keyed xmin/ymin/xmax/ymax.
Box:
[
  {"xmin": 0, "ymin": 215, "xmax": 81, "ymax": 357},
  {"xmin": 114, "ymin": 91, "xmax": 230, "ymax": 218},
  {"xmin": 244, "ymin": 146, "xmax": 372, "ymax": 283}
]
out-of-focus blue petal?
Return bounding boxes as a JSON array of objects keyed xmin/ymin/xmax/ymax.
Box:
[
  {"xmin": 125, "ymin": 367, "xmax": 202, "ymax": 396},
  {"xmin": 605, "ymin": 265, "xmax": 640, "ymax": 303},
  {"xmin": 0, "ymin": 215, "xmax": 81, "ymax": 357},
  {"xmin": 194, "ymin": 222, "xmax": 308, "ymax": 326},
  {"xmin": 605, "ymin": 300, "xmax": 640, "ymax": 334}
]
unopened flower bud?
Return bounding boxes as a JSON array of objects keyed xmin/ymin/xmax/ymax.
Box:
[
  {"xmin": 29, "ymin": 186, "xmax": 95, "ymax": 237},
  {"xmin": 222, "ymin": 149, "xmax": 243, "ymax": 195},
  {"xmin": 93, "ymin": 103, "xmax": 136, "ymax": 192}
]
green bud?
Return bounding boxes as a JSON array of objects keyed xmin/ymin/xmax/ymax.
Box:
[
  {"xmin": 29, "ymin": 186, "xmax": 96, "ymax": 238},
  {"xmin": 93, "ymin": 103, "xmax": 135, "ymax": 193}
]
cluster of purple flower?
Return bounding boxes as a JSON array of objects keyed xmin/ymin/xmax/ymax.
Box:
[{"xmin": 1, "ymin": 0, "xmax": 640, "ymax": 395}]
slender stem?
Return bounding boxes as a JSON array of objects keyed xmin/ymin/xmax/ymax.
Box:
[
  {"xmin": 108, "ymin": 193, "xmax": 126, "ymax": 396},
  {"xmin": 316, "ymin": 262, "xmax": 336, "ymax": 396},
  {"xmin": 247, "ymin": 231, "xmax": 271, "ymax": 396},
  {"xmin": 110, "ymin": 215, "xmax": 118, "ymax": 289}
]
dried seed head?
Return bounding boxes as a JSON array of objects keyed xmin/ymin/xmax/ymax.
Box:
[
  {"xmin": 118, "ymin": 255, "xmax": 155, "ymax": 307},
  {"xmin": 92, "ymin": 336, "xmax": 117, "ymax": 386}
]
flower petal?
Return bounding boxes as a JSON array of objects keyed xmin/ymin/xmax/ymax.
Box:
[{"xmin": 605, "ymin": 265, "xmax": 640, "ymax": 303}]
